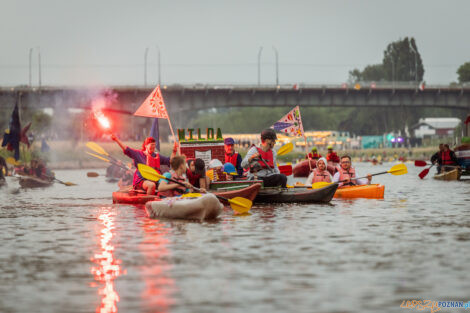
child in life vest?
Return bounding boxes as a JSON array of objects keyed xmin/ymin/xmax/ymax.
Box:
[
  {"xmin": 158, "ymin": 156, "xmax": 193, "ymax": 198},
  {"xmin": 305, "ymin": 157, "xmax": 331, "ymax": 185}
]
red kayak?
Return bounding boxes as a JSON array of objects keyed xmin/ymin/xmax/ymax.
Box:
[{"xmin": 293, "ymin": 160, "xmax": 337, "ymax": 178}]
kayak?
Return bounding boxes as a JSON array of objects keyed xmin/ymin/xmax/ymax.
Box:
[
  {"xmin": 334, "ymin": 184, "xmax": 385, "ymax": 199},
  {"xmin": 255, "ymin": 183, "xmax": 338, "ymax": 203},
  {"xmin": 18, "ymin": 175, "xmax": 54, "ymax": 188},
  {"xmin": 145, "ymin": 193, "xmax": 223, "ymax": 221},
  {"xmin": 433, "ymin": 169, "xmax": 460, "ymax": 181},
  {"xmin": 209, "ymin": 181, "xmax": 262, "ymax": 203},
  {"xmin": 112, "ymin": 183, "xmax": 261, "ymax": 205},
  {"xmin": 293, "ymin": 159, "xmax": 337, "ymax": 178}
]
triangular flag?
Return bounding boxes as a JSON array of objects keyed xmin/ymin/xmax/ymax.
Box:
[
  {"xmin": 134, "ymin": 85, "xmax": 168, "ymax": 119},
  {"xmin": 271, "ymin": 106, "xmax": 304, "ymax": 137}
]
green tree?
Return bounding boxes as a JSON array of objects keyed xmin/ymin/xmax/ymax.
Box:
[
  {"xmin": 349, "ymin": 64, "xmax": 384, "ymax": 82},
  {"xmin": 31, "ymin": 111, "xmax": 52, "ymax": 134},
  {"xmin": 457, "ymin": 62, "xmax": 470, "ymax": 83}
]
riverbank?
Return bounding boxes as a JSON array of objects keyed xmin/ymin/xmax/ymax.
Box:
[{"xmin": 1, "ymin": 140, "xmax": 438, "ymax": 169}]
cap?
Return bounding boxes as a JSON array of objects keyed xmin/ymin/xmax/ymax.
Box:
[
  {"xmin": 209, "ymin": 159, "xmax": 223, "ymax": 169},
  {"xmin": 312, "ymin": 147, "xmax": 317, "ymax": 151},
  {"xmin": 224, "ymin": 137, "xmax": 235, "ymax": 145},
  {"xmin": 194, "ymin": 158, "xmax": 206, "ymax": 175},
  {"xmin": 261, "ymin": 128, "xmax": 277, "ymax": 140},
  {"xmin": 223, "ymin": 162, "xmax": 237, "ymax": 175}
]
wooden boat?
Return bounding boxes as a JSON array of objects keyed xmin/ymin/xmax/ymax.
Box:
[
  {"xmin": 255, "ymin": 183, "xmax": 338, "ymax": 203},
  {"xmin": 113, "ymin": 183, "xmax": 261, "ymax": 205},
  {"xmin": 145, "ymin": 193, "xmax": 223, "ymax": 221},
  {"xmin": 19, "ymin": 175, "xmax": 54, "ymax": 188},
  {"xmin": 334, "ymin": 184, "xmax": 385, "ymax": 199},
  {"xmin": 433, "ymin": 169, "xmax": 460, "ymax": 181},
  {"xmin": 293, "ymin": 159, "xmax": 337, "ymax": 178}
]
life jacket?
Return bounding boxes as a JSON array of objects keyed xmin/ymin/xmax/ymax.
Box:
[
  {"xmin": 327, "ymin": 152, "xmax": 340, "ymax": 163},
  {"xmin": 311, "ymin": 168, "xmax": 331, "ymax": 183},
  {"xmin": 158, "ymin": 171, "xmax": 187, "ymax": 198},
  {"xmin": 225, "ymin": 152, "xmax": 239, "ymax": 167},
  {"xmin": 338, "ymin": 166, "xmax": 356, "ymax": 185},
  {"xmin": 307, "ymin": 152, "xmax": 322, "ymax": 159},
  {"xmin": 440, "ymin": 150, "xmax": 454, "ymax": 165},
  {"xmin": 255, "ymin": 147, "xmax": 274, "ymax": 169},
  {"xmin": 147, "ymin": 153, "xmax": 161, "ymax": 174}
]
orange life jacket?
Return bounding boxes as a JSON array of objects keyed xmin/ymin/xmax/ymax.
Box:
[
  {"xmin": 256, "ymin": 147, "xmax": 274, "ymax": 169},
  {"xmin": 311, "ymin": 168, "xmax": 331, "ymax": 183},
  {"xmin": 147, "ymin": 154, "xmax": 161, "ymax": 174},
  {"xmin": 338, "ymin": 166, "xmax": 356, "ymax": 185},
  {"xmin": 158, "ymin": 171, "xmax": 187, "ymax": 198},
  {"xmin": 225, "ymin": 152, "xmax": 239, "ymax": 167}
]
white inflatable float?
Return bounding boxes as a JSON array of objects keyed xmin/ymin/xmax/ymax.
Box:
[{"xmin": 145, "ymin": 193, "xmax": 223, "ymax": 221}]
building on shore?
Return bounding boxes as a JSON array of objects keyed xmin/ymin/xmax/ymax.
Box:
[{"xmin": 412, "ymin": 118, "xmax": 461, "ymax": 139}]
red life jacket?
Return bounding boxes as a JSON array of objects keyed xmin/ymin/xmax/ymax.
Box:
[
  {"xmin": 255, "ymin": 147, "xmax": 274, "ymax": 169},
  {"xmin": 338, "ymin": 166, "xmax": 356, "ymax": 185},
  {"xmin": 147, "ymin": 154, "xmax": 161, "ymax": 174},
  {"xmin": 311, "ymin": 168, "xmax": 331, "ymax": 183},
  {"xmin": 225, "ymin": 152, "xmax": 239, "ymax": 167},
  {"xmin": 158, "ymin": 171, "xmax": 187, "ymax": 198},
  {"xmin": 440, "ymin": 150, "xmax": 454, "ymax": 165},
  {"xmin": 307, "ymin": 153, "xmax": 322, "ymax": 159},
  {"xmin": 327, "ymin": 152, "xmax": 340, "ymax": 163}
]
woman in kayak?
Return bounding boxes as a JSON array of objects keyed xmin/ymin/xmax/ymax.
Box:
[
  {"xmin": 158, "ymin": 156, "xmax": 193, "ymax": 198},
  {"xmin": 186, "ymin": 158, "xmax": 209, "ymax": 190},
  {"xmin": 305, "ymin": 157, "xmax": 331, "ymax": 185},
  {"xmin": 111, "ymin": 134, "xmax": 178, "ymax": 195}
]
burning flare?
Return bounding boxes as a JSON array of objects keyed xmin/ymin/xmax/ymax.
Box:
[{"xmin": 94, "ymin": 110, "xmax": 111, "ymax": 130}]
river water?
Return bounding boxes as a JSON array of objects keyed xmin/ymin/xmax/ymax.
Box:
[{"xmin": 0, "ymin": 162, "xmax": 469, "ymax": 313}]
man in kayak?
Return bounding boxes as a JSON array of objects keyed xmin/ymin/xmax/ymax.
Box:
[
  {"xmin": 305, "ymin": 157, "xmax": 331, "ymax": 185},
  {"xmin": 241, "ymin": 128, "xmax": 287, "ymax": 188},
  {"xmin": 224, "ymin": 137, "xmax": 243, "ymax": 178},
  {"xmin": 430, "ymin": 143, "xmax": 444, "ymax": 173},
  {"xmin": 158, "ymin": 155, "xmax": 193, "ymax": 198},
  {"xmin": 440, "ymin": 144, "xmax": 459, "ymax": 172},
  {"xmin": 112, "ymin": 134, "xmax": 178, "ymax": 195},
  {"xmin": 326, "ymin": 146, "xmax": 340, "ymax": 164},
  {"xmin": 333, "ymin": 155, "xmax": 372, "ymax": 186},
  {"xmin": 306, "ymin": 147, "xmax": 321, "ymax": 160}
]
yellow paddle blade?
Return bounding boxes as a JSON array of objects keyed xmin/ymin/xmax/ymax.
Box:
[
  {"xmin": 86, "ymin": 152, "xmax": 111, "ymax": 163},
  {"xmin": 138, "ymin": 163, "xmax": 165, "ymax": 182},
  {"xmin": 312, "ymin": 181, "xmax": 333, "ymax": 189},
  {"xmin": 277, "ymin": 142, "xmax": 294, "ymax": 156},
  {"xmin": 64, "ymin": 182, "xmax": 77, "ymax": 186},
  {"xmin": 181, "ymin": 193, "xmax": 202, "ymax": 198},
  {"xmin": 86, "ymin": 141, "xmax": 109, "ymax": 156},
  {"xmin": 387, "ymin": 163, "xmax": 408, "ymax": 175},
  {"xmin": 228, "ymin": 196, "xmax": 252, "ymax": 214},
  {"xmin": 6, "ymin": 157, "xmax": 21, "ymax": 166}
]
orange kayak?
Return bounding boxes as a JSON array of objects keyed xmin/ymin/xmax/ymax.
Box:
[{"xmin": 334, "ymin": 184, "xmax": 385, "ymax": 199}]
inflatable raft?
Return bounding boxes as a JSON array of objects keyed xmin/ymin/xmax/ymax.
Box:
[
  {"xmin": 293, "ymin": 159, "xmax": 337, "ymax": 178},
  {"xmin": 18, "ymin": 175, "xmax": 54, "ymax": 188},
  {"xmin": 255, "ymin": 183, "xmax": 338, "ymax": 203},
  {"xmin": 334, "ymin": 184, "xmax": 385, "ymax": 199},
  {"xmin": 145, "ymin": 193, "xmax": 223, "ymax": 221},
  {"xmin": 433, "ymin": 169, "xmax": 460, "ymax": 181}
]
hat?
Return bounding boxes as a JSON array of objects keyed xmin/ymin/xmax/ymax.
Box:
[
  {"xmin": 317, "ymin": 157, "xmax": 327, "ymax": 167},
  {"xmin": 224, "ymin": 137, "xmax": 235, "ymax": 145},
  {"xmin": 312, "ymin": 147, "xmax": 317, "ymax": 151},
  {"xmin": 209, "ymin": 159, "xmax": 223, "ymax": 169},
  {"xmin": 223, "ymin": 162, "xmax": 237, "ymax": 175},
  {"xmin": 327, "ymin": 145, "xmax": 333, "ymax": 150},
  {"xmin": 194, "ymin": 158, "xmax": 206, "ymax": 175}
]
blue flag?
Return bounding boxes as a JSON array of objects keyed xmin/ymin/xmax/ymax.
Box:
[
  {"xmin": 2, "ymin": 102, "xmax": 21, "ymax": 160},
  {"xmin": 149, "ymin": 118, "xmax": 160, "ymax": 151}
]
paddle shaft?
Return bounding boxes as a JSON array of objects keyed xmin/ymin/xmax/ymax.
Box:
[
  {"xmin": 162, "ymin": 175, "xmax": 231, "ymax": 203},
  {"xmin": 257, "ymin": 155, "xmax": 274, "ymax": 173}
]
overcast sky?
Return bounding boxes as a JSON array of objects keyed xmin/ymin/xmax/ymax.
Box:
[{"xmin": 1, "ymin": 0, "xmax": 469, "ymax": 86}]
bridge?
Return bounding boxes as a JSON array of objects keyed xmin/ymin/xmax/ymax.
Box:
[{"xmin": 0, "ymin": 83, "xmax": 469, "ymax": 114}]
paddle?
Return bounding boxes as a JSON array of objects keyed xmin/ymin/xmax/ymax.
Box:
[
  {"xmin": 312, "ymin": 163, "xmax": 408, "ymax": 189},
  {"xmin": 86, "ymin": 141, "xmax": 120, "ymax": 163},
  {"xmin": 414, "ymin": 160, "xmax": 428, "ymax": 167},
  {"xmin": 418, "ymin": 164, "xmax": 434, "ymax": 179},
  {"xmin": 87, "ymin": 172, "xmax": 100, "ymax": 177},
  {"xmin": 50, "ymin": 176, "xmax": 77, "ymax": 186},
  {"xmin": 6, "ymin": 158, "xmax": 76, "ymax": 186},
  {"xmin": 86, "ymin": 152, "xmax": 129, "ymax": 171},
  {"xmin": 6, "ymin": 157, "xmax": 21, "ymax": 166},
  {"xmin": 277, "ymin": 142, "xmax": 293, "ymax": 156},
  {"xmin": 138, "ymin": 163, "xmax": 252, "ymax": 214}
]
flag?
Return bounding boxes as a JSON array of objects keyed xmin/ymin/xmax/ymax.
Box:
[
  {"xmin": 149, "ymin": 118, "xmax": 160, "ymax": 151},
  {"xmin": 20, "ymin": 122, "xmax": 32, "ymax": 148},
  {"xmin": 41, "ymin": 138, "xmax": 50, "ymax": 153},
  {"xmin": 419, "ymin": 82, "xmax": 425, "ymax": 91},
  {"xmin": 271, "ymin": 106, "xmax": 304, "ymax": 137},
  {"xmin": 2, "ymin": 102, "xmax": 21, "ymax": 160},
  {"xmin": 134, "ymin": 85, "xmax": 168, "ymax": 119}
]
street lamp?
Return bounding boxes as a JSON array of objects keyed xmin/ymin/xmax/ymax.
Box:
[
  {"xmin": 37, "ymin": 46, "xmax": 41, "ymax": 88},
  {"xmin": 156, "ymin": 45, "xmax": 161, "ymax": 86},
  {"xmin": 272, "ymin": 46, "xmax": 279, "ymax": 86},
  {"xmin": 409, "ymin": 44, "xmax": 418, "ymax": 82},
  {"xmin": 257, "ymin": 46, "xmax": 263, "ymax": 85},
  {"xmin": 144, "ymin": 47, "xmax": 149, "ymax": 87},
  {"xmin": 29, "ymin": 47, "xmax": 42, "ymax": 88},
  {"xmin": 29, "ymin": 48, "xmax": 33, "ymax": 87}
]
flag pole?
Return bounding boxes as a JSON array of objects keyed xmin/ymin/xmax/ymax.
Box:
[
  {"xmin": 304, "ymin": 135, "xmax": 312, "ymax": 172},
  {"xmin": 166, "ymin": 116, "xmax": 180, "ymax": 154}
]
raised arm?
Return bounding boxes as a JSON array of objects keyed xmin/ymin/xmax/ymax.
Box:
[{"xmin": 111, "ymin": 134, "xmax": 126, "ymax": 152}]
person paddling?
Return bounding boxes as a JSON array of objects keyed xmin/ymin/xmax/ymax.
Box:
[
  {"xmin": 241, "ymin": 128, "xmax": 287, "ymax": 188},
  {"xmin": 333, "ymin": 155, "xmax": 372, "ymax": 186},
  {"xmin": 440, "ymin": 144, "xmax": 459, "ymax": 172},
  {"xmin": 158, "ymin": 156, "xmax": 193, "ymax": 198},
  {"xmin": 111, "ymin": 134, "xmax": 178, "ymax": 195},
  {"xmin": 326, "ymin": 145, "xmax": 340, "ymax": 164},
  {"xmin": 306, "ymin": 147, "xmax": 322, "ymax": 160},
  {"xmin": 305, "ymin": 157, "xmax": 331, "ymax": 185},
  {"xmin": 430, "ymin": 143, "xmax": 444, "ymax": 174},
  {"xmin": 224, "ymin": 137, "xmax": 243, "ymax": 178}
]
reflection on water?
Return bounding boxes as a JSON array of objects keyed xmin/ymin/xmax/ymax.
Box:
[
  {"xmin": 91, "ymin": 207, "xmax": 122, "ymax": 313},
  {"xmin": 139, "ymin": 217, "xmax": 175, "ymax": 312}
]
